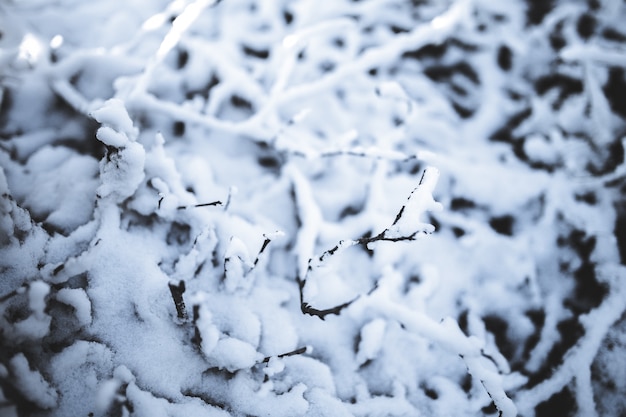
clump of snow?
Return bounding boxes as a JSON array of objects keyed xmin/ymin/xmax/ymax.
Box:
[
  {"xmin": 91, "ymin": 99, "xmax": 146, "ymax": 202},
  {"xmin": 208, "ymin": 336, "xmax": 262, "ymax": 372},
  {"xmin": 223, "ymin": 236, "xmax": 254, "ymax": 293},
  {"xmin": 355, "ymin": 318, "xmax": 386, "ymax": 366},
  {"xmin": 91, "ymin": 98, "xmax": 139, "ymax": 140},
  {"xmin": 55, "ymin": 288, "xmax": 92, "ymax": 326},
  {"xmin": 27, "ymin": 280, "xmax": 49, "ymax": 320}
]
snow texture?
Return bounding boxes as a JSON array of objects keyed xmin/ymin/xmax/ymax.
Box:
[{"xmin": 1, "ymin": 0, "xmax": 626, "ymax": 416}]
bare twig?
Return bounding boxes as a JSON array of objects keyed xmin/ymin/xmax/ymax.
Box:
[
  {"xmin": 261, "ymin": 346, "xmax": 309, "ymax": 363},
  {"xmin": 299, "ymin": 167, "xmax": 440, "ymax": 319},
  {"xmin": 0, "ymin": 284, "xmax": 28, "ymax": 303},
  {"xmin": 177, "ymin": 201, "xmax": 223, "ymax": 209}
]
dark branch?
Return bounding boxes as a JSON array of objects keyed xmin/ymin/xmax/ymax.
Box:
[
  {"xmin": 168, "ymin": 280, "xmax": 188, "ymax": 321},
  {"xmin": 391, "ymin": 206, "xmax": 405, "ymax": 226},
  {"xmin": 262, "ymin": 346, "xmax": 308, "ymax": 363},
  {"xmin": 254, "ymin": 236, "xmax": 272, "ymax": 266},
  {"xmin": 52, "ymin": 263, "xmax": 65, "ymax": 276},
  {"xmin": 300, "ymin": 297, "xmax": 359, "ymax": 320},
  {"xmin": 177, "ymin": 201, "xmax": 223, "ymax": 210},
  {"xmin": 0, "ymin": 285, "xmax": 27, "ymax": 303},
  {"xmin": 298, "ymin": 172, "xmax": 436, "ymax": 320}
]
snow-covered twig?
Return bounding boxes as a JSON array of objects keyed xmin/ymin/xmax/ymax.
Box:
[
  {"xmin": 356, "ymin": 267, "xmax": 519, "ymax": 417},
  {"xmin": 298, "ymin": 167, "xmax": 441, "ymax": 319},
  {"xmin": 128, "ymin": 0, "xmax": 221, "ymax": 99},
  {"xmin": 516, "ymin": 266, "xmax": 626, "ymax": 415},
  {"xmin": 277, "ymin": 0, "xmax": 470, "ymax": 105},
  {"xmin": 49, "ymin": 78, "xmax": 93, "ymax": 116}
]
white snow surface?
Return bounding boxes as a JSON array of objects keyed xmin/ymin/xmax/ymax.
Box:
[
  {"xmin": 1, "ymin": 1, "xmax": 626, "ymax": 417},
  {"xmin": 8, "ymin": 354, "xmax": 58, "ymax": 410}
]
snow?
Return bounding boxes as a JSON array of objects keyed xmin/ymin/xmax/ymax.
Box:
[
  {"xmin": 97, "ymin": 141, "xmax": 146, "ymax": 201},
  {"xmin": 55, "ymin": 288, "xmax": 92, "ymax": 326},
  {"xmin": 1, "ymin": 146, "xmax": 100, "ymax": 234},
  {"xmin": 355, "ymin": 318, "xmax": 386, "ymax": 366},
  {"xmin": 223, "ymin": 236, "xmax": 254, "ymax": 292},
  {"xmin": 90, "ymin": 98, "xmax": 138, "ymax": 140},
  {"xmin": 207, "ymin": 336, "xmax": 262, "ymax": 372},
  {"xmin": 8, "ymin": 353, "xmax": 58, "ymax": 410},
  {"xmin": 2, "ymin": 0, "xmax": 626, "ymax": 416},
  {"xmin": 6, "ymin": 281, "xmax": 52, "ymax": 342},
  {"xmin": 27, "ymin": 280, "xmax": 49, "ymax": 319},
  {"xmin": 47, "ymin": 341, "xmax": 115, "ymax": 417},
  {"xmin": 195, "ymin": 304, "xmax": 221, "ymax": 356}
]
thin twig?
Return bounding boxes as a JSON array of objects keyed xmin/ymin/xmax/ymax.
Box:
[
  {"xmin": 177, "ymin": 201, "xmax": 223, "ymax": 209},
  {"xmin": 298, "ymin": 168, "xmax": 439, "ymax": 319},
  {"xmin": 261, "ymin": 346, "xmax": 309, "ymax": 363}
]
